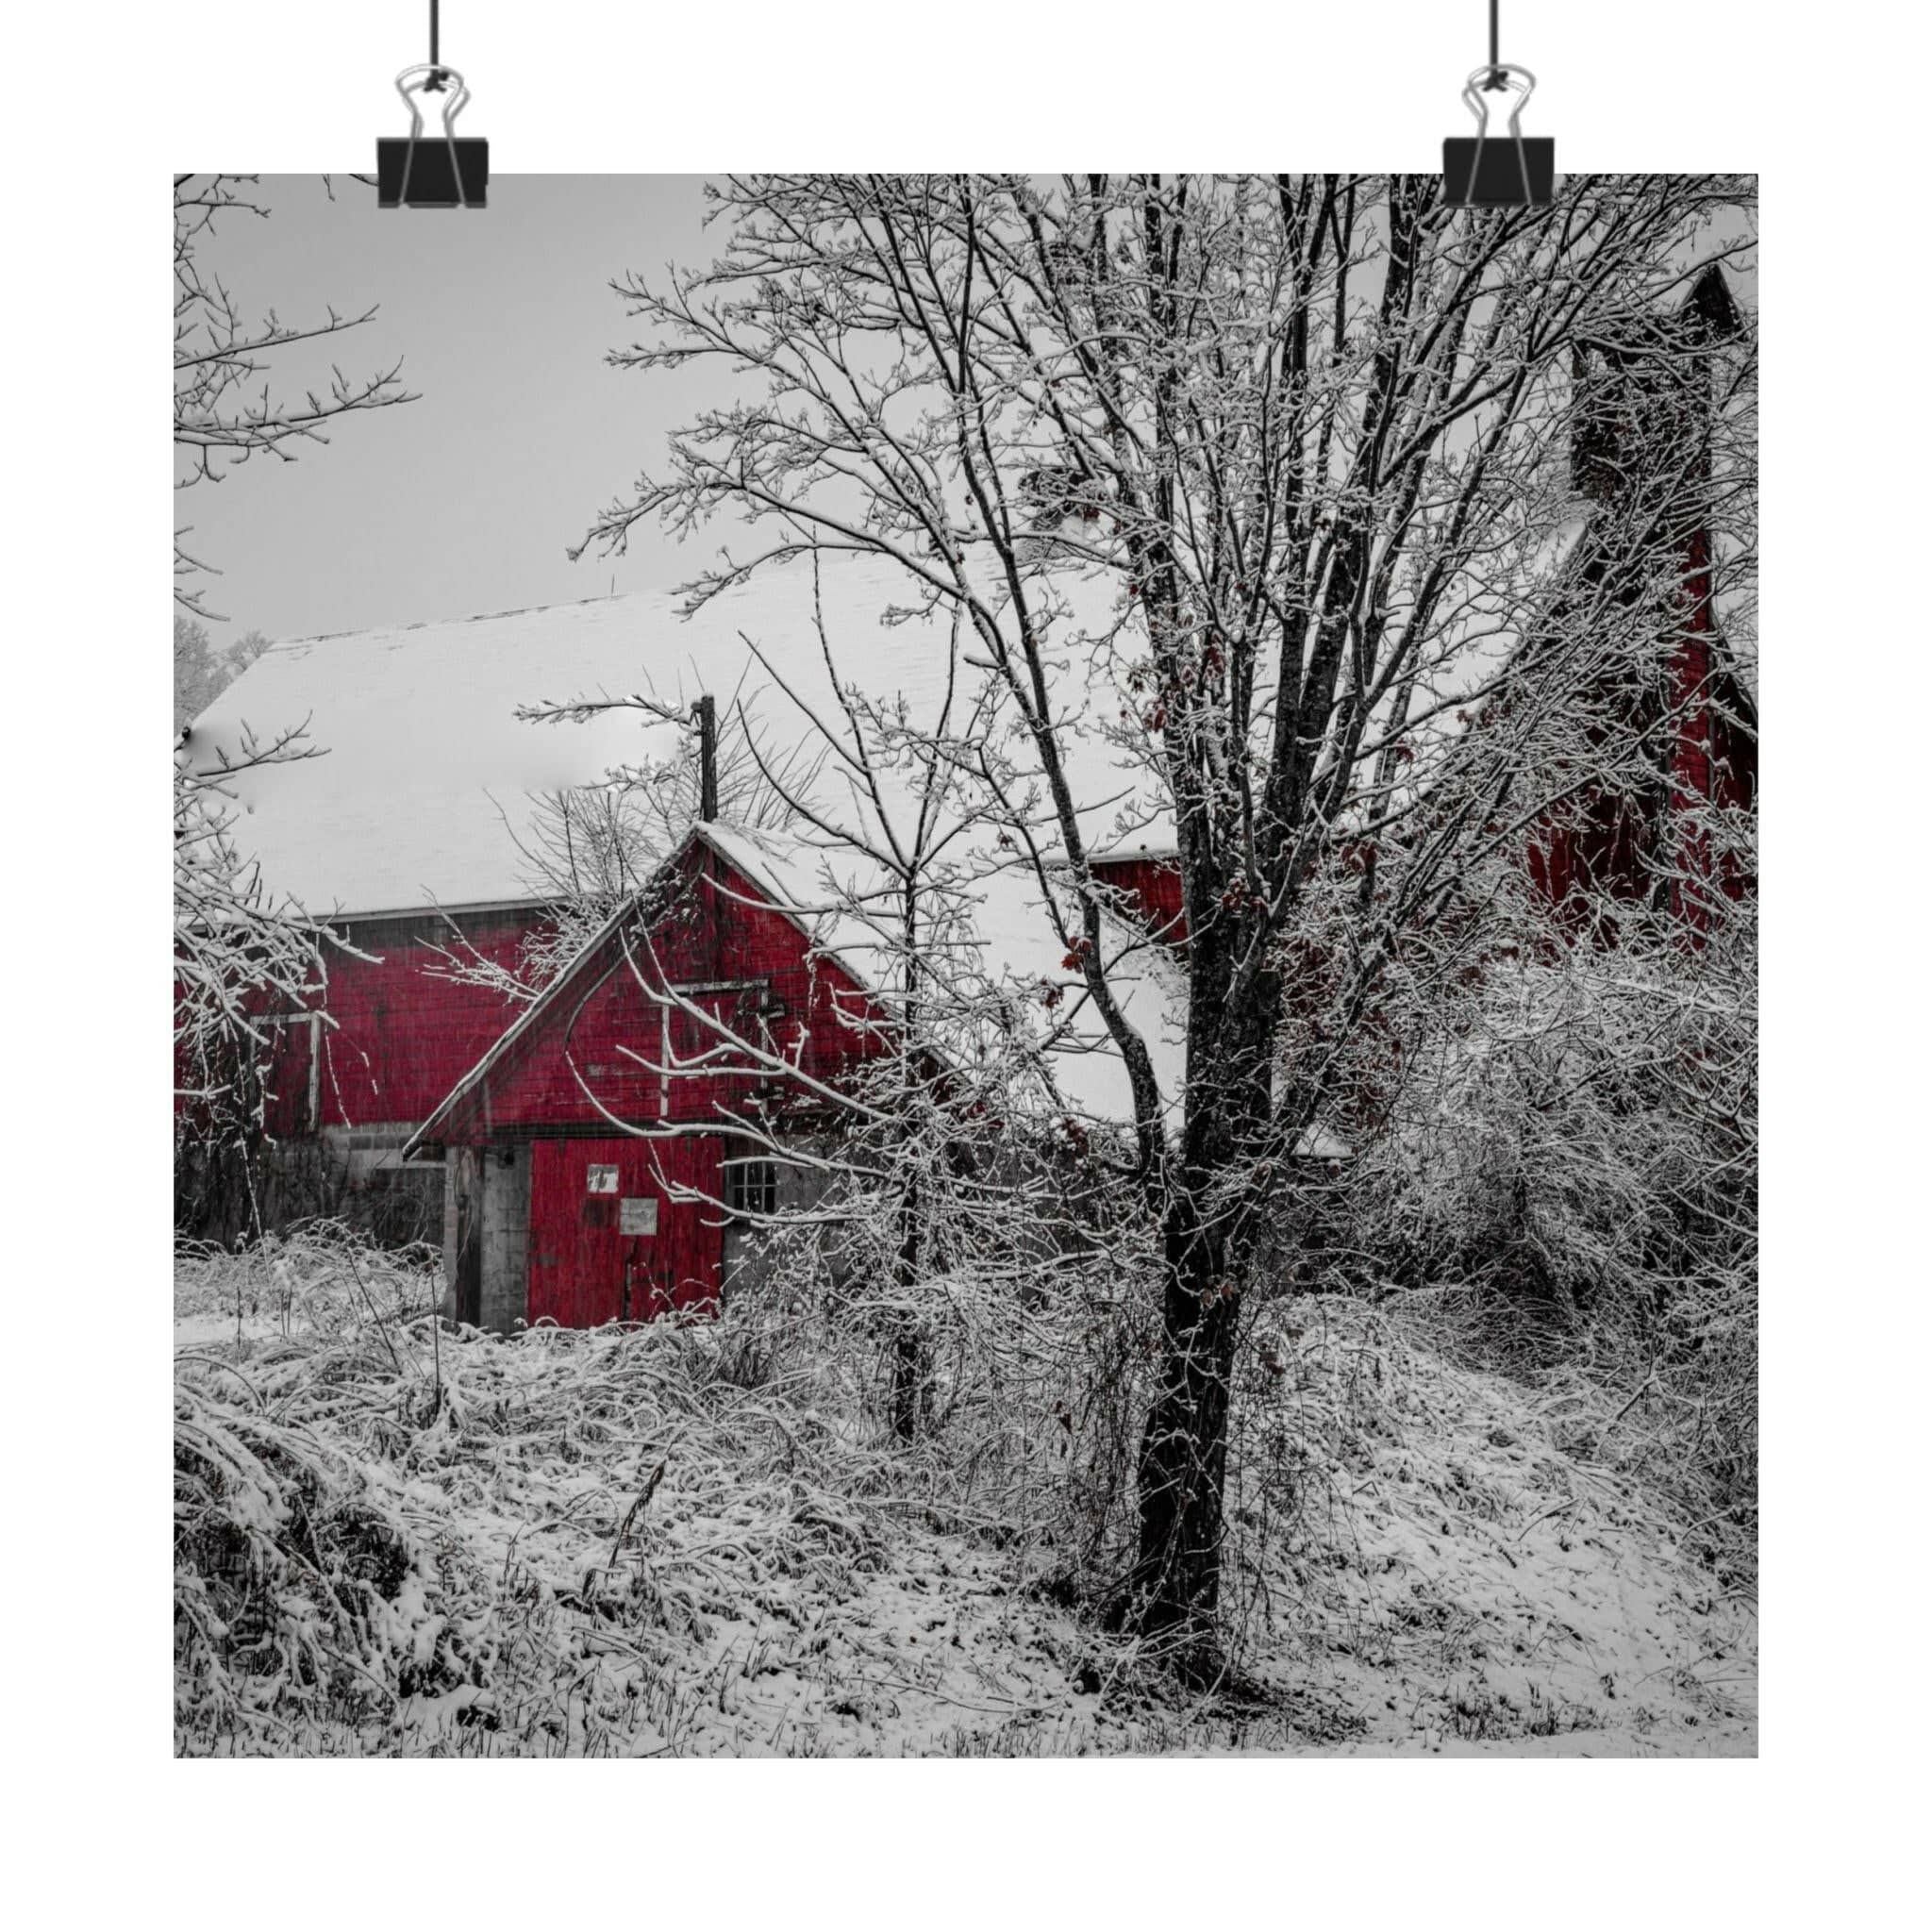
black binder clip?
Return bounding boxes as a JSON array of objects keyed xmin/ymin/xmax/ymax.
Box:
[
  {"xmin": 377, "ymin": 64, "xmax": 489, "ymax": 208},
  {"xmin": 1443, "ymin": 65, "xmax": 1554, "ymax": 208}
]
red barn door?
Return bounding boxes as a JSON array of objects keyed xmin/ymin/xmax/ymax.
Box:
[{"xmin": 526, "ymin": 1136, "xmax": 724, "ymax": 1327}]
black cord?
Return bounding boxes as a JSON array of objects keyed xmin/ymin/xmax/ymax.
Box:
[
  {"xmin": 1490, "ymin": 0, "xmax": 1499, "ymax": 71},
  {"xmin": 430, "ymin": 0, "xmax": 440, "ymax": 67},
  {"xmin": 1481, "ymin": 0, "xmax": 1507, "ymax": 88},
  {"xmin": 425, "ymin": 0, "xmax": 446, "ymax": 92}
]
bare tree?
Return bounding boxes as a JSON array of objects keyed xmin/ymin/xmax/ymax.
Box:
[
  {"xmin": 702, "ymin": 569, "xmax": 1057, "ymax": 1443},
  {"xmin": 174, "ymin": 176, "xmax": 411, "ymax": 1236},
  {"xmin": 174, "ymin": 175, "xmax": 414, "ymax": 621},
  {"xmin": 175, "ymin": 721, "xmax": 341, "ymax": 1237},
  {"xmin": 574, "ymin": 173, "xmax": 1754, "ymax": 1658}
]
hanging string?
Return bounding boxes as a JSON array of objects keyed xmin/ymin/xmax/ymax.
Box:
[
  {"xmin": 1483, "ymin": 0, "xmax": 1507, "ymax": 88},
  {"xmin": 425, "ymin": 0, "xmax": 446, "ymax": 92}
]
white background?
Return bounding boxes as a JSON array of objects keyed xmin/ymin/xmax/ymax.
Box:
[{"xmin": 1, "ymin": 1, "xmax": 1919, "ymax": 1924}]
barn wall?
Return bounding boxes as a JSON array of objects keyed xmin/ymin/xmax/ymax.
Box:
[
  {"xmin": 204, "ymin": 1123, "xmax": 446, "ymax": 1249},
  {"xmin": 1531, "ymin": 272, "xmax": 1751, "ymax": 933},
  {"xmin": 1091, "ymin": 857, "xmax": 1187, "ymax": 946},
  {"xmin": 526, "ymin": 1135, "xmax": 724, "ymax": 1324},
  {"xmin": 264, "ymin": 907, "xmax": 545, "ymax": 1141},
  {"xmin": 1524, "ymin": 531, "xmax": 1753, "ymax": 932},
  {"xmin": 721, "ymin": 1136, "xmax": 842, "ymax": 1303}
]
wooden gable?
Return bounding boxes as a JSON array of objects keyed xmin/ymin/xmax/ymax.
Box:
[{"xmin": 411, "ymin": 831, "xmax": 889, "ymax": 1151}]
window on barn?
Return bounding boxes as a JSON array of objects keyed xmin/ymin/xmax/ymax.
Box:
[{"xmin": 724, "ymin": 1159, "xmax": 778, "ymax": 1218}]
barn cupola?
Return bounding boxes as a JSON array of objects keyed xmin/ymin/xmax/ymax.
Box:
[{"xmin": 1540, "ymin": 260, "xmax": 1753, "ymax": 932}]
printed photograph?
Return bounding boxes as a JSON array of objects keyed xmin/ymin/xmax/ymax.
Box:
[{"xmin": 174, "ymin": 170, "xmax": 1758, "ymax": 1757}]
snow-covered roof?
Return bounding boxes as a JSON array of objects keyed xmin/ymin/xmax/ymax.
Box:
[
  {"xmin": 186, "ymin": 553, "xmax": 1164, "ymax": 919},
  {"xmin": 700, "ymin": 822, "xmax": 1189, "ymax": 1128},
  {"xmin": 1091, "ymin": 838, "xmax": 1179, "ymax": 864}
]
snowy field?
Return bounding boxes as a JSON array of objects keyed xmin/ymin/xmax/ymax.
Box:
[{"xmin": 175, "ymin": 1241, "xmax": 1754, "ymax": 1757}]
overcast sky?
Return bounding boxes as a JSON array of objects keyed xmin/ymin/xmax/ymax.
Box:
[
  {"xmin": 179, "ymin": 175, "xmax": 735, "ymax": 648},
  {"xmin": 181, "ymin": 176, "xmax": 1755, "ymax": 657}
]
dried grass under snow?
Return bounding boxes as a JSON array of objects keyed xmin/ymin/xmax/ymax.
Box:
[{"xmin": 175, "ymin": 1230, "xmax": 1755, "ymax": 1757}]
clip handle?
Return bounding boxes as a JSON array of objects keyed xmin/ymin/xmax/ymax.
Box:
[
  {"xmin": 1462, "ymin": 62, "xmax": 1536, "ymax": 141},
  {"xmin": 1455, "ymin": 62, "xmax": 1541, "ymax": 207},
  {"xmin": 394, "ymin": 62, "xmax": 471, "ymax": 142}
]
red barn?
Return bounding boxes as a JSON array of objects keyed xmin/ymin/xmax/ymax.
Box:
[
  {"xmin": 396, "ymin": 824, "xmax": 896, "ymax": 1325},
  {"xmin": 184, "ymin": 558, "xmax": 1184, "ymax": 1312},
  {"xmin": 184, "ymin": 589, "xmax": 700, "ymax": 1241}
]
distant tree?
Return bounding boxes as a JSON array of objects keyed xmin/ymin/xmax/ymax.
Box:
[
  {"xmin": 173, "ymin": 176, "xmax": 411, "ymax": 1236},
  {"xmin": 175, "ymin": 615, "xmax": 272, "ymax": 737},
  {"xmin": 578, "ymin": 173, "xmax": 1756, "ymax": 1664}
]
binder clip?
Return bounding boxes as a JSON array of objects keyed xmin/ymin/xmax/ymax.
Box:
[
  {"xmin": 377, "ymin": 64, "xmax": 489, "ymax": 208},
  {"xmin": 1443, "ymin": 65, "xmax": 1554, "ymax": 208}
]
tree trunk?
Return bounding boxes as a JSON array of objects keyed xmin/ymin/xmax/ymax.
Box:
[
  {"xmin": 889, "ymin": 1173, "xmax": 928, "ymax": 1442},
  {"xmin": 1122, "ymin": 1234, "xmax": 1242, "ymax": 1651},
  {"xmin": 891, "ymin": 1324, "xmax": 928, "ymax": 1442},
  {"xmin": 1114, "ymin": 961, "xmax": 1276, "ymax": 1663}
]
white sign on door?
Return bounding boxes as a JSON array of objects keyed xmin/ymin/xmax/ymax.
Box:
[
  {"xmin": 587, "ymin": 1165, "xmax": 619, "ymax": 1195},
  {"xmin": 620, "ymin": 1196, "xmax": 659, "ymax": 1236}
]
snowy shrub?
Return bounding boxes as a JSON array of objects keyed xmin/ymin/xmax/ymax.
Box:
[
  {"xmin": 1326, "ymin": 885, "xmax": 1757, "ymax": 1580},
  {"xmin": 701, "ymin": 1199, "xmax": 1162, "ymax": 1591}
]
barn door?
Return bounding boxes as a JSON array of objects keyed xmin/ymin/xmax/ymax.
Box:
[{"xmin": 526, "ymin": 1137, "xmax": 724, "ymax": 1328}]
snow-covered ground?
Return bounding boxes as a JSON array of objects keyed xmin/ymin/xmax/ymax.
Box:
[
  {"xmin": 174, "ymin": 1252, "xmax": 1753, "ymax": 1757},
  {"xmin": 1213, "ymin": 1301, "xmax": 1756, "ymax": 1756}
]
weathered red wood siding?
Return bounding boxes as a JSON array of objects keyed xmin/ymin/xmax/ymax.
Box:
[
  {"xmin": 1527, "ymin": 533, "xmax": 1755, "ymax": 926},
  {"xmin": 1533, "ymin": 266, "xmax": 1752, "ymax": 930},
  {"xmin": 262, "ymin": 908, "xmax": 542, "ymax": 1139},
  {"xmin": 1525, "ymin": 791, "xmax": 1653, "ymax": 915}
]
